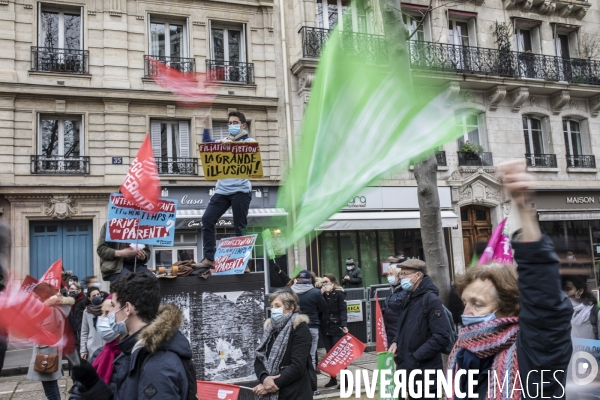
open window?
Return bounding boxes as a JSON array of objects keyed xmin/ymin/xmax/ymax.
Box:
[
  {"xmin": 150, "ymin": 120, "xmax": 196, "ymax": 175},
  {"xmin": 401, "ymin": 4, "xmax": 431, "ymax": 42},
  {"xmin": 456, "ymin": 111, "xmax": 491, "ymax": 167},
  {"xmin": 513, "ymin": 18, "xmax": 542, "ymax": 53}
]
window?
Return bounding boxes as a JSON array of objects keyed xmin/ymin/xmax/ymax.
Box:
[
  {"xmin": 402, "ymin": 13, "xmax": 425, "ymax": 42},
  {"xmin": 153, "ymin": 247, "xmax": 197, "ymax": 270},
  {"xmin": 39, "ymin": 6, "xmax": 82, "ymax": 50},
  {"xmin": 151, "ymin": 120, "xmax": 195, "ymax": 175},
  {"xmin": 211, "ymin": 25, "xmax": 246, "ymax": 64},
  {"xmin": 563, "ymin": 119, "xmax": 582, "ymax": 156},
  {"xmin": 316, "ymin": 0, "xmax": 374, "ymax": 33},
  {"xmin": 448, "ymin": 20, "xmax": 470, "ymax": 47},
  {"xmin": 211, "ymin": 121, "xmax": 251, "ymax": 141},
  {"xmin": 149, "ymin": 20, "xmax": 186, "ymax": 59},
  {"xmin": 556, "ymin": 34, "xmax": 571, "ymax": 59},
  {"xmin": 34, "ymin": 115, "xmax": 86, "ymax": 173},
  {"xmin": 523, "ymin": 117, "xmax": 544, "ymax": 155},
  {"xmin": 515, "ymin": 28, "xmax": 532, "ymax": 52},
  {"xmin": 456, "ymin": 112, "xmax": 480, "ymax": 149}
]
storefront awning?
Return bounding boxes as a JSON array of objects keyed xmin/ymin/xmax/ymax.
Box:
[
  {"xmin": 315, "ymin": 211, "xmax": 459, "ymax": 231},
  {"xmin": 175, "ymin": 208, "xmax": 288, "ymax": 229},
  {"xmin": 538, "ymin": 211, "xmax": 600, "ymax": 221}
]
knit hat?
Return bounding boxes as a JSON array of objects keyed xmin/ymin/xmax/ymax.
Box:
[
  {"xmin": 346, "ymin": 258, "xmax": 355, "ymax": 266},
  {"xmin": 297, "ymin": 270, "xmax": 312, "ymax": 280},
  {"xmin": 399, "ymin": 259, "xmax": 426, "ymax": 273}
]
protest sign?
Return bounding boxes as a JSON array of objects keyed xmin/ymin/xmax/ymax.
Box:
[
  {"xmin": 198, "ymin": 142, "xmax": 263, "ymax": 180},
  {"xmin": 377, "ymin": 352, "xmax": 396, "ymax": 399},
  {"xmin": 317, "ymin": 333, "xmax": 366, "ymax": 377},
  {"xmin": 347, "ymin": 300, "xmax": 363, "ymax": 323},
  {"xmin": 213, "ymin": 235, "xmax": 258, "ymax": 275},
  {"xmin": 40, "ymin": 260, "xmax": 63, "ymax": 290},
  {"xmin": 106, "ymin": 193, "xmax": 177, "ymax": 246}
]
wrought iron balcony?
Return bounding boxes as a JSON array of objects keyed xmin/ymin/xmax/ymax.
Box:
[
  {"xmin": 31, "ymin": 47, "xmax": 88, "ymax": 74},
  {"xmin": 566, "ymin": 155, "xmax": 596, "ymax": 168},
  {"xmin": 31, "ymin": 155, "xmax": 90, "ymax": 174},
  {"xmin": 144, "ymin": 55, "xmax": 196, "ymax": 77},
  {"xmin": 457, "ymin": 152, "xmax": 493, "ymax": 167},
  {"xmin": 525, "ymin": 154, "xmax": 557, "ymax": 168},
  {"xmin": 206, "ymin": 60, "xmax": 255, "ymax": 84},
  {"xmin": 156, "ymin": 157, "xmax": 198, "ymax": 175},
  {"xmin": 435, "ymin": 151, "xmax": 447, "ymax": 167}
]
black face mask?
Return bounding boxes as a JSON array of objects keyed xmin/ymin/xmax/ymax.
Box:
[{"xmin": 69, "ymin": 291, "xmax": 79, "ymax": 298}]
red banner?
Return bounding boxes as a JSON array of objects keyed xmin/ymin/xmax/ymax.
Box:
[
  {"xmin": 40, "ymin": 260, "xmax": 62, "ymax": 290},
  {"xmin": 196, "ymin": 381, "xmax": 240, "ymax": 400},
  {"xmin": 375, "ymin": 293, "xmax": 388, "ymax": 352},
  {"xmin": 18, "ymin": 275, "xmax": 39, "ymax": 295},
  {"xmin": 120, "ymin": 135, "xmax": 160, "ymax": 213},
  {"xmin": 317, "ymin": 333, "xmax": 366, "ymax": 377}
]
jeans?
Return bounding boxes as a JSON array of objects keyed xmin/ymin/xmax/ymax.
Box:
[
  {"xmin": 308, "ymin": 328, "xmax": 319, "ymax": 368},
  {"xmin": 322, "ymin": 334, "xmax": 344, "ymax": 353},
  {"xmin": 106, "ymin": 265, "xmax": 151, "ymax": 282},
  {"xmin": 41, "ymin": 380, "xmax": 61, "ymax": 400},
  {"xmin": 201, "ymin": 192, "xmax": 252, "ymax": 261}
]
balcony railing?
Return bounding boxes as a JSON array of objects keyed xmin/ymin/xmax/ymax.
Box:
[
  {"xmin": 156, "ymin": 158, "xmax": 198, "ymax": 175},
  {"xmin": 144, "ymin": 55, "xmax": 195, "ymax": 77},
  {"xmin": 457, "ymin": 152, "xmax": 493, "ymax": 167},
  {"xmin": 206, "ymin": 60, "xmax": 255, "ymax": 84},
  {"xmin": 566, "ymin": 155, "xmax": 596, "ymax": 168},
  {"xmin": 525, "ymin": 154, "xmax": 557, "ymax": 168},
  {"xmin": 31, "ymin": 155, "xmax": 90, "ymax": 174},
  {"xmin": 31, "ymin": 47, "xmax": 88, "ymax": 74},
  {"xmin": 435, "ymin": 151, "xmax": 447, "ymax": 167}
]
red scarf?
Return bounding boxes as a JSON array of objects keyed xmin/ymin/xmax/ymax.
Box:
[{"xmin": 91, "ymin": 339, "xmax": 121, "ymax": 384}]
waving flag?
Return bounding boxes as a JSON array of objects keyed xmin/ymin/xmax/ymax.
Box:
[
  {"xmin": 121, "ymin": 135, "xmax": 160, "ymax": 213},
  {"xmin": 277, "ymin": 27, "xmax": 469, "ymax": 245},
  {"xmin": 40, "ymin": 259, "xmax": 63, "ymax": 290},
  {"xmin": 196, "ymin": 381, "xmax": 240, "ymax": 400},
  {"xmin": 375, "ymin": 293, "xmax": 388, "ymax": 352},
  {"xmin": 317, "ymin": 333, "xmax": 366, "ymax": 377},
  {"xmin": 478, "ymin": 218, "xmax": 514, "ymax": 265}
]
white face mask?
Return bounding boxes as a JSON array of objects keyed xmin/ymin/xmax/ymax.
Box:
[
  {"xmin": 567, "ymin": 255, "xmax": 574, "ymax": 261},
  {"xmin": 323, "ymin": 285, "xmax": 332, "ymax": 291},
  {"xmin": 96, "ymin": 316, "xmax": 120, "ymax": 342}
]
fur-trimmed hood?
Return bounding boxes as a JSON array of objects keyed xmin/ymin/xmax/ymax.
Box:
[
  {"xmin": 134, "ymin": 304, "xmax": 192, "ymax": 358},
  {"xmin": 263, "ymin": 313, "xmax": 309, "ymax": 330}
]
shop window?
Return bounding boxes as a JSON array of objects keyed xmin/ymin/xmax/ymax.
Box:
[
  {"xmin": 320, "ymin": 231, "xmax": 340, "ymax": 279},
  {"xmin": 174, "ymin": 232, "xmax": 197, "ymax": 245},
  {"xmin": 540, "ymin": 220, "xmax": 593, "ymax": 277},
  {"xmin": 153, "ymin": 247, "xmax": 197, "ymax": 269},
  {"xmin": 359, "ymin": 231, "xmax": 379, "ymax": 287}
]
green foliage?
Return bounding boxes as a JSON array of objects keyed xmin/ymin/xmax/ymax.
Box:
[
  {"xmin": 494, "ymin": 21, "xmax": 512, "ymax": 53},
  {"xmin": 460, "ymin": 141, "xmax": 484, "ymax": 154}
]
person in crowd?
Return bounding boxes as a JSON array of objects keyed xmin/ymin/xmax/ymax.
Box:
[
  {"xmin": 383, "ymin": 263, "xmax": 405, "ymax": 346},
  {"xmin": 564, "ymin": 249, "xmax": 588, "ymax": 277},
  {"xmin": 387, "ymin": 259, "xmax": 451, "ymax": 396},
  {"xmin": 445, "ymin": 160, "xmax": 572, "ymax": 399},
  {"xmin": 253, "ymin": 290, "xmax": 313, "ymax": 400},
  {"xmin": 562, "ymin": 274, "xmax": 600, "ymax": 339},
  {"xmin": 269, "ymin": 260, "xmax": 290, "ymax": 290},
  {"xmin": 69, "ymin": 276, "xmax": 79, "ymax": 286},
  {"xmin": 289, "ymin": 269, "xmax": 328, "ymax": 370},
  {"xmin": 97, "ymin": 222, "xmax": 151, "ymax": 282},
  {"xmin": 27, "ymin": 282, "xmax": 75, "ymax": 400},
  {"xmin": 196, "ymin": 112, "xmax": 256, "ymax": 270},
  {"xmin": 320, "ymin": 274, "xmax": 348, "ymax": 388},
  {"xmin": 392, "ymin": 251, "xmax": 407, "ymax": 264},
  {"xmin": 69, "ymin": 282, "xmax": 86, "ymax": 349},
  {"xmin": 84, "ymin": 276, "xmax": 100, "ymax": 295},
  {"xmin": 72, "ymin": 272, "xmax": 195, "ymax": 399},
  {"xmin": 341, "ymin": 258, "xmax": 363, "ymax": 289},
  {"xmin": 80, "ymin": 290, "xmax": 107, "ymax": 361}
]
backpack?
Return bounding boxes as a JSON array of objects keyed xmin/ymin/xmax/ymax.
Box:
[
  {"xmin": 422, "ymin": 292, "xmax": 457, "ymax": 355},
  {"xmin": 590, "ymin": 304, "xmax": 600, "ymax": 340},
  {"xmin": 141, "ymin": 352, "xmax": 199, "ymax": 400}
]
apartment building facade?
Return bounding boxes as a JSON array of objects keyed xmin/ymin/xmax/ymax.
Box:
[{"xmin": 0, "ymin": 0, "xmax": 287, "ymax": 280}]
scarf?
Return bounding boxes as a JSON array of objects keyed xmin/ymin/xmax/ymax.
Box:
[
  {"xmin": 91, "ymin": 339, "xmax": 122, "ymax": 384},
  {"xmin": 447, "ymin": 317, "xmax": 520, "ymax": 400},
  {"xmin": 255, "ymin": 313, "xmax": 297, "ymax": 400},
  {"xmin": 86, "ymin": 304, "xmax": 102, "ymax": 317},
  {"xmin": 572, "ymin": 301, "xmax": 593, "ymax": 326},
  {"xmin": 228, "ymin": 129, "xmax": 249, "ymax": 141}
]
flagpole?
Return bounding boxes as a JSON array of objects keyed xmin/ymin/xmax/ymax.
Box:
[{"xmin": 133, "ymin": 205, "xmax": 142, "ymax": 270}]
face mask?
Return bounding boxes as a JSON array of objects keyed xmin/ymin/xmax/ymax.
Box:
[
  {"xmin": 271, "ymin": 307, "xmax": 284, "ymax": 322},
  {"xmin": 323, "ymin": 285, "xmax": 332, "ymax": 291},
  {"xmin": 68, "ymin": 281, "xmax": 73, "ymax": 286},
  {"xmin": 93, "ymin": 282, "xmax": 101, "ymax": 288},
  {"xmin": 400, "ymin": 278, "xmax": 414, "ymax": 291},
  {"xmin": 91, "ymin": 295, "xmax": 103, "ymax": 306},
  {"xmin": 108, "ymin": 306, "xmax": 129, "ymax": 336},
  {"xmin": 228, "ymin": 124, "xmax": 241, "ymax": 135},
  {"xmin": 387, "ymin": 276, "xmax": 398, "ymax": 285},
  {"xmin": 69, "ymin": 291, "xmax": 79, "ymax": 298},
  {"xmin": 346, "ymin": 266, "xmax": 353, "ymax": 271},
  {"xmin": 567, "ymin": 256, "xmax": 574, "ymax": 261},
  {"xmin": 96, "ymin": 316, "xmax": 120, "ymax": 342},
  {"xmin": 461, "ymin": 311, "xmax": 497, "ymax": 327}
]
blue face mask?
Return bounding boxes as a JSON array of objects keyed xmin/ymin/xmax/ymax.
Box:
[
  {"xmin": 228, "ymin": 124, "xmax": 241, "ymax": 136},
  {"xmin": 96, "ymin": 316, "xmax": 120, "ymax": 342},
  {"xmin": 400, "ymin": 278, "xmax": 414, "ymax": 291},
  {"xmin": 387, "ymin": 276, "xmax": 397, "ymax": 285},
  {"xmin": 461, "ymin": 311, "xmax": 497, "ymax": 327},
  {"xmin": 271, "ymin": 307, "xmax": 284, "ymax": 322},
  {"xmin": 108, "ymin": 306, "xmax": 129, "ymax": 336}
]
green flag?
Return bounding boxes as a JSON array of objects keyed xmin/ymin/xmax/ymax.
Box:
[
  {"xmin": 262, "ymin": 229, "xmax": 276, "ymax": 260},
  {"xmin": 278, "ymin": 27, "xmax": 469, "ymax": 245},
  {"xmin": 377, "ymin": 351, "xmax": 396, "ymax": 399}
]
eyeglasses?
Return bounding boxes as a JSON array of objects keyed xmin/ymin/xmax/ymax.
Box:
[
  {"xmin": 399, "ymin": 271, "xmax": 418, "ymax": 277},
  {"xmin": 227, "ymin": 121, "xmax": 241, "ymax": 126}
]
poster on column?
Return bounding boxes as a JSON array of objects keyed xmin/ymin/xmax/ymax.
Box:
[
  {"xmin": 198, "ymin": 142, "xmax": 264, "ymax": 180},
  {"xmin": 212, "ymin": 235, "xmax": 258, "ymax": 275},
  {"xmin": 106, "ymin": 193, "xmax": 177, "ymax": 246}
]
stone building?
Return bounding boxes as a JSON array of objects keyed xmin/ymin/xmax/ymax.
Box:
[
  {"xmin": 283, "ymin": 0, "xmax": 600, "ymax": 286},
  {"xmin": 0, "ymin": 0, "xmax": 287, "ymax": 280}
]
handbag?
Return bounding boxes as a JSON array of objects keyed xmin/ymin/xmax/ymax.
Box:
[{"xmin": 34, "ymin": 348, "xmax": 59, "ymax": 374}]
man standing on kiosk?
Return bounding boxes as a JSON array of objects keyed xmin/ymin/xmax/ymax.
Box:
[{"xmin": 197, "ymin": 111, "xmax": 255, "ymax": 269}]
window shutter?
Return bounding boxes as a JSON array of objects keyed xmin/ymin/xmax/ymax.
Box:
[
  {"xmin": 80, "ymin": 6, "xmax": 84, "ymax": 50},
  {"xmin": 580, "ymin": 119, "xmax": 592, "ymax": 155},
  {"xmin": 532, "ymin": 26, "xmax": 542, "ymax": 54},
  {"xmin": 467, "ymin": 18, "xmax": 478, "ymax": 47},
  {"xmin": 150, "ymin": 120, "xmax": 162, "ymax": 158},
  {"xmin": 178, "ymin": 121, "xmax": 190, "ymax": 158},
  {"xmin": 37, "ymin": 113, "xmax": 41, "ymax": 154},
  {"xmin": 37, "ymin": 2, "xmax": 42, "ymax": 46},
  {"xmin": 541, "ymin": 117, "xmax": 552, "ymax": 155},
  {"xmin": 80, "ymin": 114, "xmax": 85, "ymax": 156},
  {"xmin": 476, "ymin": 113, "xmax": 488, "ymax": 151}
]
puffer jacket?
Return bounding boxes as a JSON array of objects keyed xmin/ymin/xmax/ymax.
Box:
[
  {"xmin": 321, "ymin": 288, "xmax": 348, "ymax": 336},
  {"xmin": 290, "ymin": 283, "xmax": 328, "ymax": 328},
  {"xmin": 96, "ymin": 222, "xmax": 150, "ymax": 280},
  {"xmin": 80, "ymin": 304, "xmax": 193, "ymax": 400},
  {"xmin": 383, "ymin": 284, "xmax": 405, "ymax": 346}
]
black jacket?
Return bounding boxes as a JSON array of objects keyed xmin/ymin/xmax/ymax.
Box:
[
  {"xmin": 291, "ymin": 285, "xmax": 328, "ymax": 328},
  {"xmin": 254, "ymin": 315, "xmax": 313, "ymax": 400},
  {"xmin": 321, "ymin": 289, "xmax": 348, "ymax": 336},
  {"xmin": 456, "ymin": 235, "xmax": 572, "ymax": 399},
  {"xmin": 391, "ymin": 275, "xmax": 451, "ymax": 372},
  {"xmin": 80, "ymin": 304, "xmax": 193, "ymax": 400},
  {"xmin": 383, "ymin": 285, "xmax": 405, "ymax": 346},
  {"xmin": 342, "ymin": 267, "xmax": 363, "ymax": 289},
  {"xmin": 269, "ymin": 261, "xmax": 290, "ymax": 288}
]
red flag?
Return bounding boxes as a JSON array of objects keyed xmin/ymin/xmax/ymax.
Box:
[
  {"xmin": 120, "ymin": 135, "xmax": 160, "ymax": 213},
  {"xmin": 196, "ymin": 381, "xmax": 240, "ymax": 400},
  {"xmin": 18, "ymin": 275, "xmax": 39, "ymax": 295},
  {"xmin": 375, "ymin": 293, "xmax": 388, "ymax": 352},
  {"xmin": 40, "ymin": 260, "xmax": 63, "ymax": 290},
  {"xmin": 317, "ymin": 333, "xmax": 366, "ymax": 377},
  {"xmin": 149, "ymin": 58, "xmax": 217, "ymax": 107}
]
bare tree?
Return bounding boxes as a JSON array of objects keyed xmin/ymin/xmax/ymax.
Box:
[{"xmin": 579, "ymin": 30, "xmax": 600, "ymax": 60}]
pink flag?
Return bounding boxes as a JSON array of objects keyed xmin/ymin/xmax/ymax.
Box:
[
  {"xmin": 148, "ymin": 58, "xmax": 217, "ymax": 107},
  {"xmin": 478, "ymin": 218, "xmax": 514, "ymax": 265},
  {"xmin": 121, "ymin": 135, "xmax": 160, "ymax": 213}
]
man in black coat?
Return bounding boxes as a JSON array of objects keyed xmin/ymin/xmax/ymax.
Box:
[{"xmin": 342, "ymin": 258, "xmax": 363, "ymax": 289}]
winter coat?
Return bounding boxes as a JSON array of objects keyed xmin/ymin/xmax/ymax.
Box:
[
  {"xmin": 254, "ymin": 314, "xmax": 313, "ymax": 400},
  {"xmin": 80, "ymin": 304, "xmax": 193, "ymax": 400},
  {"xmin": 97, "ymin": 223, "xmax": 151, "ymax": 280},
  {"xmin": 570, "ymin": 302, "xmax": 600, "ymax": 340},
  {"xmin": 80, "ymin": 310, "xmax": 104, "ymax": 358},
  {"xmin": 70, "ymin": 294, "xmax": 86, "ymax": 344},
  {"xmin": 454, "ymin": 236, "xmax": 573, "ymax": 399},
  {"xmin": 27, "ymin": 295, "xmax": 74, "ymax": 381},
  {"xmin": 391, "ymin": 275, "xmax": 451, "ymax": 372},
  {"xmin": 269, "ymin": 261, "xmax": 290, "ymax": 288},
  {"xmin": 321, "ymin": 288, "xmax": 348, "ymax": 336},
  {"xmin": 290, "ymin": 284, "xmax": 328, "ymax": 328},
  {"xmin": 383, "ymin": 284, "xmax": 405, "ymax": 346},
  {"xmin": 342, "ymin": 267, "xmax": 363, "ymax": 289}
]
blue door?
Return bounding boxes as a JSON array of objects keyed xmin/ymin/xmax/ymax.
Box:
[{"xmin": 30, "ymin": 220, "xmax": 93, "ymax": 280}]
